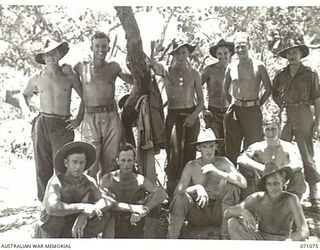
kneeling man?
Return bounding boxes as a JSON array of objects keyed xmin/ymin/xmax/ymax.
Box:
[
  {"xmin": 168, "ymin": 129, "xmax": 247, "ymax": 239},
  {"xmin": 35, "ymin": 141, "xmax": 111, "ymax": 238},
  {"xmin": 225, "ymin": 162, "xmax": 309, "ymax": 241}
]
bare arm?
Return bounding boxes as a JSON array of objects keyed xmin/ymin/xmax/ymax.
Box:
[
  {"xmin": 224, "ymin": 194, "xmax": 258, "ymax": 230},
  {"xmin": 44, "ymin": 176, "xmax": 99, "ymax": 217},
  {"xmin": 201, "ymin": 158, "xmax": 247, "ymax": 188},
  {"xmin": 99, "ymin": 173, "xmax": 148, "ymax": 215},
  {"xmin": 142, "ymin": 176, "xmax": 168, "ymax": 211},
  {"xmin": 286, "ymin": 143, "xmax": 303, "ymax": 173},
  {"xmin": 259, "ymin": 64, "xmax": 272, "ymax": 105},
  {"xmin": 20, "ymin": 76, "xmax": 37, "ymax": 118},
  {"xmin": 237, "ymin": 145, "xmax": 265, "ymax": 173},
  {"xmin": 118, "ymin": 72, "xmax": 133, "ymax": 84},
  {"xmin": 289, "ymin": 195, "xmax": 309, "ymax": 241},
  {"xmin": 66, "ymin": 74, "xmax": 85, "ymax": 131},
  {"xmin": 224, "ymin": 66, "xmax": 232, "ymax": 103},
  {"xmin": 184, "ymin": 72, "xmax": 204, "ymax": 127}
]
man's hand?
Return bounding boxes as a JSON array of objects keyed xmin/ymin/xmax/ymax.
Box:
[
  {"xmin": 312, "ymin": 120, "xmax": 320, "ymax": 138},
  {"xmin": 195, "ymin": 184, "xmax": 209, "ymax": 209},
  {"xmin": 130, "ymin": 205, "xmax": 149, "ymax": 218},
  {"xmin": 72, "ymin": 214, "xmax": 88, "ymax": 238},
  {"xmin": 61, "ymin": 64, "xmax": 74, "ymax": 75},
  {"xmin": 81, "ymin": 204, "xmax": 103, "ymax": 218},
  {"xmin": 183, "ymin": 113, "xmax": 197, "ymax": 127},
  {"xmin": 201, "ymin": 164, "xmax": 220, "ymax": 175},
  {"xmin": 65, "ymin": 118, "xmax": 81, "ymax": 131},
  {"xmin": 242, "ymin": 210, "xmax": 257, "ymax": 231},
  {"xmin": 130, "ymin": 213, "xmax": 142, "ymax": 226}
]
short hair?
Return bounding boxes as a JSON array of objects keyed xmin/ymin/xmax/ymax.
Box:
[
  {"xmin": 234, "ymin": 32, "xmax": 251, "ymax": 47},
  {"xmin": 263, "ymin": 114, "xmax": 280, "ymax": 127},
  {"xmin": 91, "ymin": 31, "xmax": 110, "ymax": 44},
  {"xmin": 118, "ymin": 143, "xmax": 136, "ymax": 158},
  {"xmin": 64, "ymin": 147, "xmax": 87, "ymax": 160}
]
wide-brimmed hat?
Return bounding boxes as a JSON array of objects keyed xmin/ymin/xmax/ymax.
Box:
[
  {"xmin": 169, "ymin": 40, "xmax": 196, "ymax": 56},
  {"xmin": 55, "ymin": 141, "xmax": 96, "ymax": 173},
  {"xmin": 278, "ymin": 38, "xmax": 309, "ymax": 59},
  {"xmin": 258, "ymin": 162, "xmax": 293, "ymax": 191},
  {"xmin": 190, "ymin": 129, "xmax": 224, "ymax": 146},
  {"xmin": 209, "ymin": 39, "xmax": 235, "ymax": 58},
  {"xmin": 35, "ymin": 40, "xmax": 69, "ymax": 64}
]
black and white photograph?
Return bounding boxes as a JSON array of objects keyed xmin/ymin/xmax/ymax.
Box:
[{"xmin": 0, "ymin": 1, "xmax": 320, "ymax": 248}]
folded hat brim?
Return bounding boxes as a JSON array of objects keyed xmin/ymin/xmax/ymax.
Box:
[
  {"xmin": 278, "ymin": 44, "xmax": 309, "ymax": 59},
  {"xmin": 258, "ymin": 166, "xmax": 293, "ymax": 191},
  {"xmin": 35, "ymin": 41, "xmax": 69, "ymax": 64},
  {"xmin": 209, "ymin": 42, "xmax": 235, "ymax": 58},
  {"xmin": 55, "ymin": 141, "xmax": 96, "ymax": 174},
  {"xmin": 169, "ymin": 44, "xmax": 196, "ymax": 56}
]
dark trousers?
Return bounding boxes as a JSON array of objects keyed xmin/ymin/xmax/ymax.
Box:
[
  {"xmin": 281, "ymin": 105, "xmax": 320, "ymax": 185},
  {"xmin": 32, "ymin": 115, "xmax": 74, "ymax": 202},
  {"xmin": 207, "ymin": 106, "xmax": 228, "ymax": 156},
  {"xmin": 224, "ymin": 105, "xmax": 264, "ymax": 166},
  {"xmin": 165, "ymin": 108, "xmax": 200, "ymax": 197}
]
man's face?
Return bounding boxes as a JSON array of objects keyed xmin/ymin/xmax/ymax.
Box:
[
  {"xmin": 64, "ymin": 153, "xmax": 87, "ymax": 178},
  {"xmin": 173, "ymin": 46, "xmax": 190, "ymax": 65},
  {"xmin": 286, "ymin": 47, "xmax": 302, "ymax": 65},
  {"xmin": 117, "ymin": 150, "xmax": 135, "ymax": 174},
  {"xmin": 91, "ymin": 38, "xmax": 109, "ymax": 60},
  {"xmin": 197, "ymin": 141, "xmax": 217, "ymax": 161},
  {"xmin": 43, "ymin": 50, "xmax": 61, "ymax": 66},
  {"xmin": 235, "ymin": 40, "xmax": 249, "ymax": 60},
  {"xmin": 216, "ymin": 46, "xmax": 231, "ymax": 66},
  {"xmin": 263, "ymin": 122, "xmax": 280, "ymax": 143},
  {"xmin": 265, "ymin": 172, "xmax": 284, "ymax": 199}
]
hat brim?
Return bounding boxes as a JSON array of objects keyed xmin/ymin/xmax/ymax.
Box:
[
  {"xmin": 169, "ymin": 44, "xmax": 196, "ymax": 56},
  {"xmin": 209, "ymin": 43, "xmax": 235, "ymax": 58},
  {"xmin": 190, "ymin": 138, "xmax": 225, "ymax": 146},
  {"xmin": 35, "ymin": 41, "xmax": 69, "ymax": 64},
  {"xmin": 278, "ymin": 45, "xmax": 309, "ymax": 59},
  {"xmin": 55, "ymin": 141, "xmax": 96, "ymax": 174},
  {"xmin": 258, "ymin": 166, "xmax": 293, "ymax": 191}
]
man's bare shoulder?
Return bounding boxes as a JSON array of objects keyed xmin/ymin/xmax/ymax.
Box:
[
  {"xmin": 247, "ymin": 140, "xmax": 267, "ymax": 151},
  {"xmin": 100, "ymin": 171, "xmax": 118, "ymax": 187},
  {"xmin": 214, "ymin": 156, "xmax": 235, "ymax": 170},
  {"xmin": 107, "ymin": 61, "xmax": 121, "ymax": 72},
  {"xmin": 203, "ymin": 63, "xmax": 220, "ymax": 72}
]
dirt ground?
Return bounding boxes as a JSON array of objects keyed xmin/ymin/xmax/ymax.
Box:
[{"xmin": 0, "ymin": 156, "xmax": 320, "ymax": 241}]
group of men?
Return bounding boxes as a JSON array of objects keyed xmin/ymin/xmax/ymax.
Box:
[{"xmin": 20, "ymin": 30, "xmax": 320, "ymax": 240}]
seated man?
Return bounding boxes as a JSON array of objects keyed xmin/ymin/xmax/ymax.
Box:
[
  {"xmin": 225, "ymin": 162, "xmax": 309, "ymax": 241},
  {"xmin": 100, "ymin": 143, "xmax": 168, "ymax": 238},
  {"xmin": 237, "ymin": 114, "xmax": 306, "ymax": 200},
  {"xmin": 34, "ymin": 141, "xmax": 111, "ymax": 238},
  {"xmin": 168, "ymin": 129, "xmax": 247, "ymax": 239}
]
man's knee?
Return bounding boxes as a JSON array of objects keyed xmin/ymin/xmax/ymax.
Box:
[
  {"xmin": 170, "ymin": 192, "xmax": 192, "ymax": 215},
  {"xmin": 227, "ymin": 217, "xmax": 243, "ymax": 236}
]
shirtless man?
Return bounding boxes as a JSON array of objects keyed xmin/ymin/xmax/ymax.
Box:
[
  {"xmin": 20, "ymin": 40, "xmax": 83, "ymax": 202},
  {"xmin": 73, "ymin": 31, "xmax": 132, "ymax": 180},
  {"xmin": 36, "ymin": 141, "xmax": 111, "ymax": 238},
  {"xmin": 224, "ymin": 32, "xmax": 272, "ymax": 165},
  {"xmin": 151, "ymin": 40, "xmax": 204, "ymax": 197},
  {"xmin": 202, "ymin": 39, "xmax": 234, "ymax": 155},
  {"xmin": 237, "ymin": 115, "xmax": 306, "ymax": 199},
  {"xmin": 168, "ymin": 129, "xmax": 247, "ymax": 239},
  {"xmin": 100, "ymin": 143, "xmax": 167, "ymax": 238},
  {"xmin": 225, "ymin": 162, "xmax": 309, "ymax": 241}
]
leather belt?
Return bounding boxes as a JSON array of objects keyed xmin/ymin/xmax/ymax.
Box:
[
  {"xmin": 282, "ymin": 101, "xmax": 310, "ymax": 107},
  {"xmin": 40, "ymin": 112, "xmax": 70, "ymax": 120},
  {"xmin": 233, "ymin": 99, "xmax": 260, "ymax": 107},
  {"xmin": 85, "ymin": 103, "xmax": 116, "ymax": 113}
]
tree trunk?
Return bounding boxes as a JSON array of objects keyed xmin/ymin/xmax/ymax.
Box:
[{"xmin": 115, "ymin": 6, "xmax": 151, "ymax": 95}]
